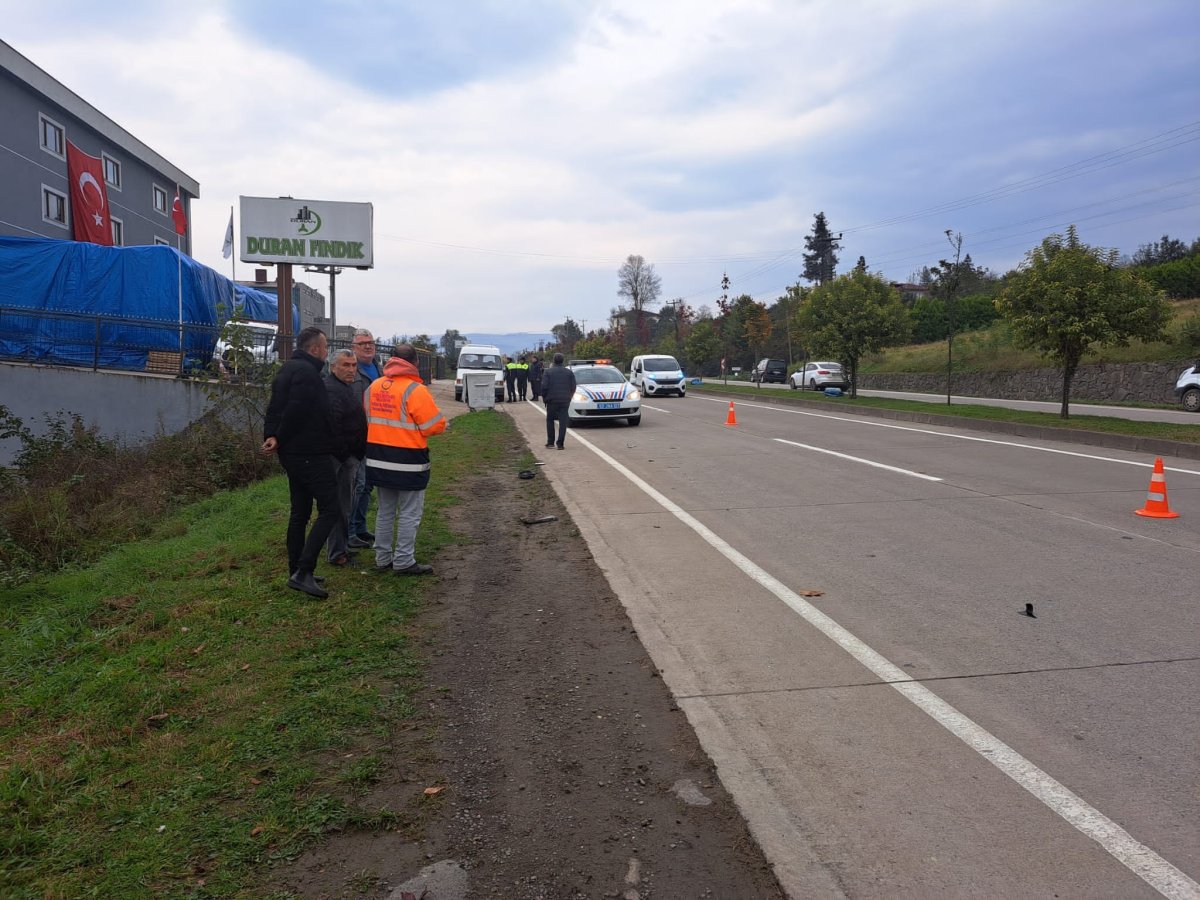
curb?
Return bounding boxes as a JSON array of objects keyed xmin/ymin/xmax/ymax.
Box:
[{"xmin": 691, "ymin": 386, "xmax": 1200, "ymax": 461}]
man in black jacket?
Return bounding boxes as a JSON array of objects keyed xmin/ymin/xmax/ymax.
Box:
[
  {"xmin": 540, "ymin": 352, "xmax": 576, "ymax": 449},
  {"xmin": 324, "ymin": 349, "xmax": 368, "ymax": 567},
  {"xmin": 262, "ymin": 326, "xmax": 339, "ymax": 598}
]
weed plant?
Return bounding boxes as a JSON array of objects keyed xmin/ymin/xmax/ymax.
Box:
[{"xmin": 0, "ymin": 408, "xmax": 510, "ymax": 896}]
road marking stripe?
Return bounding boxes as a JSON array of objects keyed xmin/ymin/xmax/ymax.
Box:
[
  {"xmin": 774, "ymin": 438, "xmax": 943, "ymax": 481},
  {"xmin": 641, "ymin": 404, "xmax": 672, "ymax": 413},
  {"xmin": 561, "ymin": 421, "xmax": 1199, "ymax": 899},
  {"xmin": 700, "ymin": 397, "xmax": 1200, "ymax": 476}
]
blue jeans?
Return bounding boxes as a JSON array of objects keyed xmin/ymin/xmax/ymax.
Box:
[{"xmin": 349, "ymin": 457, "xmax": 372, "ymax": 537}]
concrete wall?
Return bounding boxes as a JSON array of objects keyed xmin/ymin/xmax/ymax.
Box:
[
  {"xmin": 0, "ymin": 361, "xmax": 212, "ymax": 465},
  {"xmin": 857, "ymin": 360, "xmax": 1191, "ymax": 405}
]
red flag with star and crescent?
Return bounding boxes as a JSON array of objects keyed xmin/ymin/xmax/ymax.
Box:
[
  {"xmin": 66, "ymin": 140, "xmax": 113, "ymax": 245},
  {"xmin": 171, "ymin": 188, "xmax": 188, "ymax": 236}
]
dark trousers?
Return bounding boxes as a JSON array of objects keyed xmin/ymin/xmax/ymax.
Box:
[
  {"xmin": 279, "ymin": 453, "xmax": 340, "ymax": 575},
  {"xmin": 530, "ymin": 378, "xmax": 541, "ymax": 401},
  {"xmin": 516, "ymin": 371, "xmax": 528, "ymax": 399},
  {"xmin": 545, "ymin": 400, "xmax": 570, "ymax": 447},
  {"xmin": 505, "ymin": 373, "xmax": 517, "ymax": 401}
]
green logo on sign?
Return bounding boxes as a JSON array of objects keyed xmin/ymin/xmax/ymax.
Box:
[{"xmin": 290, "ymin": 205, "xmax": 322, "ymax": 236}]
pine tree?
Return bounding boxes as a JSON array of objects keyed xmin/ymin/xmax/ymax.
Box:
[{"xmin": 802, "ymin": 212, "xmax": 841, "ymax": 285}]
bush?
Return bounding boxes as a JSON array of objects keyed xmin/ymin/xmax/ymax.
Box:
[{"xmin": 0, "ymin": 391, "xmax": 275, "ymax": 585}]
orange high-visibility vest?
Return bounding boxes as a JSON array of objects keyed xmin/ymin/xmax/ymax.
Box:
[{"xmin": 364, "ymin": 375, "xmax": 446, "ymax": 490}]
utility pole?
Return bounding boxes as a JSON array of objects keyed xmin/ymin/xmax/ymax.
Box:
[
  {"xmin": 664, "ymin": 298, "xmax": 683, "ymax": 345},
  {"xmin": 816, "ymin": 232, "xmax": 843, "ymax": 286},
  {"xmin": 943, "ymin": 230, "xmax": 963, "ymax": 406},
  {"xmin": 720, "ymin": 272, "xmax": 730, "ymax": 385}
]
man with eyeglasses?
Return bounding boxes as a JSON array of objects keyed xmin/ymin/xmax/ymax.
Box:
[{"xmin": 347, "ymin": 329, "xmax": 383, "ymax": 548}]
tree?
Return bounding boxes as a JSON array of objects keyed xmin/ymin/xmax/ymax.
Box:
[
  {"xmin": 1132, "ymin": 234, "xmax": 1193, "ymax": 267},
  {"xmin": 617, "ymin": 254, "xmax": 662, "ymax": 347},
  {"xmin": 796, "ymin": 270, "xmax": 911, "ymax": 398},
  {"xmin": 997, "ymin": 226, "xmax": 1170, "ymax": 418},
  {"xmin": 439, "ymin": 328, "xmax": 464, "ymax": 364},
  {"xmin": 571, "ymin": 336, "xmax": 617, "ymax": 361},
  {"xmin": 743, "ymin": 301, "xmax": 773, "ymax": 369},
  {"xmin": 802, "ymin": 212, "xmax": 841, "ymax": 285},
  {"xmin": 854, "ymin": 255, "xmax": 868, "ymax": 274},
  {"xmin": 683, "ymin": 319, "xmax": 720, "ymax": 375},
  {"xmin": 551, "ymin": 318, "xmax": 583, "ymax": 353}
]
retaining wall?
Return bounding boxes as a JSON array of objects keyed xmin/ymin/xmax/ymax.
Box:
[{"xmin": 857, "ymin": 360, "xmax": 1192, "ymax": 405}]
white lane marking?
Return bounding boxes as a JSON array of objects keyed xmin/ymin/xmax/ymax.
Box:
[
  {"xmin": 641, "ymin": 404, "xmax": 672, "ymax": 413},
  {"xmin": 701, "ymin": 396, "xmax": 1200, "ymax": 476},
  {"xmin": 775, "ymin": 438, "xmax": 943, "ymax": 482},
  {"xmin": 560, "ymin": 423, "xmax": 1199, "ymax": 899}
]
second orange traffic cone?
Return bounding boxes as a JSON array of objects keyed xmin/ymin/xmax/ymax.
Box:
[
  {"xmin": 1135, "ymin": 457, "xmax": 1179, "ymax": 519},
  {"xmin": 725, "ymin": 401, "xmax": 738, "ymax": 426}
]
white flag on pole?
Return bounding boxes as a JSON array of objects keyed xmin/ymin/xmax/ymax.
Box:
[{"xmin": 221, "ymin": 211, "xmax": 234, "ymax": 259}]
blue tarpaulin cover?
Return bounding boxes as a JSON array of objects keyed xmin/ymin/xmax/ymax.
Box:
[{"xmin": 0, "ymin": 236, "xmax": 295, "ymax": 370}]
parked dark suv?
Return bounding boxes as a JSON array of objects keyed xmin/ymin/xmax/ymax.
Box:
[{"xmin": 750, "ymin": 358, "xmax": 787, "ymax": 384}]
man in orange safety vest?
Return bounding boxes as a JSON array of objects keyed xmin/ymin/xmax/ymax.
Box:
[{"xmin": 363, "ymin": 344, "xmax": 447, "ymax": 575}]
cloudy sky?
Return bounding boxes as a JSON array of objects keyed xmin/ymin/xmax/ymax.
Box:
[{"xmin": 6, "ymin": 0, "xmax": 1198, "ymax": 340}]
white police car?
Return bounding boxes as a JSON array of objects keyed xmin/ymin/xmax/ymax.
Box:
[{"xmin": 567, "ymin": 362, "xmax": 641, "ymax": 426}]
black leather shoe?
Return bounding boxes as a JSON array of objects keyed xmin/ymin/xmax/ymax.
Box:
[
  {"xmin": 395, "ymin": 562, "xmax": 433, "ymax": 576},
  {"xmin": 347, "ymin": 536, "xmax": 372, "ymax": 549},
  {"xmin": 287, "ymin": 570, "xmax": 329, "ymax": 598},
  {"xmin": 357, "ymin": 531, "xmax": 375, "ymax": 542}
]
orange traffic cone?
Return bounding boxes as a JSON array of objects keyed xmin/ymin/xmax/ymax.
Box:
[
  {"xmin": 725, "ymin": 401, "xmax": 738, "ymax": 426},
  {"xmin": 1135, "ymin": 457, "xmax": 1179, "ymax": 519}
]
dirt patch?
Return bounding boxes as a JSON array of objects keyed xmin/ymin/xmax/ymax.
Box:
[{"xmin": 271, "ymin": 422, "xmax": 783, "ymax": 898}]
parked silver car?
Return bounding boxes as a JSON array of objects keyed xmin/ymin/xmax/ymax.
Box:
[
  {"xmin": 790, "ymin": 361, "xmax": 848, "ymax": 391},
  {"xmin": 1175, "ymin": 361, "xmax": 1200, "ymax": 412}
]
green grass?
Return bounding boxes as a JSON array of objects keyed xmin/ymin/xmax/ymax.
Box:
[
  {"xmin": 859, "ymin": 297, "xmax": 1200, "ymax": 374},
  {"xmin": 696, "ymin": 383, "xmax": 1200, "ymax": 443},
  {"xmin": 0, "ymin": 410, "xmax": 514, "ymax": 898}
]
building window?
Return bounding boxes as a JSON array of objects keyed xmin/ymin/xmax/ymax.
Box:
[
  {"xmin": 152, "ymin": 184, "xmax": 169, "ymax": 214},
  {"xmin": 42, "ymin": 185, "xmax": 68, "ymax": 228},
  {"xmin": 110, "ymin": 216, "xmax": 124, "ymax": 246},
  {"xmin": 39, "ymin": 113, "xmax": 65, "ymax": 158},
  {"xmin": 102, "ymin": 154, "xmax": 122, "ymax": 190},
  {"xmin": 154, "ymin": 236, "xmax": 170, "ymax": 246}
]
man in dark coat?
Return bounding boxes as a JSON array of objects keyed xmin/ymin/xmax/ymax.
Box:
[
  {"xmin": 347, "ymin": 329, "xmax": 382, "ymax": 547},
  {"xmin": 540, "ymin": 352, "xmax": 576, "ymax": 449},
  {"xmin": 262, "ymin": 326, "xmax": 339, "ymax": 598},
  {"xmin": 528, "ymin": 355, "xmax": 544, "ymax": 401},
  {"xmin": 504, "ymin": 356, "xmax": 519, "ymax": 402},
  {"xmin": 324, "ymin": 349, "xmax": 368, "ymax": 567}
]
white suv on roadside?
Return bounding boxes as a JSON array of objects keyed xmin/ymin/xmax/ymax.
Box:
[{"xmin": 1175, "ymin": 361, "xmax": 1200, "ymax": 412}]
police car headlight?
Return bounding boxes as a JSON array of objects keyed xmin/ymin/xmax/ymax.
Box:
[
  {"xmin": 572, "ymin": 391, "xmax": 588, "ymax": 402},
  {"xmin": 627, "ymin": 389, "xmax": 640, "ymax": 401}
]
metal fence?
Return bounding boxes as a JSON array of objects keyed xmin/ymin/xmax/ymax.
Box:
[{"xmin": 0, "ymin": 306, "xmax": 444, "ymax": 382}]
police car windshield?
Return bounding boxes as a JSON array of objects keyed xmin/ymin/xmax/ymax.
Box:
[
  {"xmin": 460, "ymin": 353, "xmax": 503, "ymax": 369},
  {"xmin": 644, "ymin": 357, "xmax": 679, "ymax": 372},
  {"xmin": 575, "ymin": 366, "xmax": 626, "ymax": 384}
]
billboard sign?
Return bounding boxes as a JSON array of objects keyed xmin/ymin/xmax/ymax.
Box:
[{"xmin": 239, "ymin": 196, "xmax": 374, "ymax": 268}]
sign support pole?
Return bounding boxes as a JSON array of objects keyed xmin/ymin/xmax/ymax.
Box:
[{"xmin": 278, "ymin": 263, "xmax": 293, "ymax": 360}]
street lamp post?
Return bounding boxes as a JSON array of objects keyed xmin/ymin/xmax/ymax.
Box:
[{"xmin": 305, "ymin": 264, "xmax": 343, "ymax": 347}]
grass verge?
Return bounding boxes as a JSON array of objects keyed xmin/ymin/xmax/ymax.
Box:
[
  {"xmin": 694, "ymin": 383, "xmax": 1200, "ymax": 444},
  {"xmin": 0, "ymin": 410, "xmax": 513, "ymax": 898}
]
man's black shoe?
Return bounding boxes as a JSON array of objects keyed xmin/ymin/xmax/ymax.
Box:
[
  {"xmin": 347, "ymin": 536, "xmax": 372, "ymax": 549},
  {"xmin": 287, "ymin": 570, "xmax": 329, "ymax": 598},
  {"xmin": 545, "ymin": 442, "xmax": 554, "ymax": 448},
  {"xmin": 395, "ymin": 562, "xmax": 434, "ymax": 576},
  {"xmin": 357, "ymin": 531, "xmax": 375, "ymax": 542}
]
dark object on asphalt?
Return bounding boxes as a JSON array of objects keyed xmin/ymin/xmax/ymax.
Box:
[
  {"xmin": 396, "ymin": 562, "xmax": 434, "ymax": 576},
  {"xmin": 521, "ymin": 515, "xmax": 558, "ymax": 526},
  {"xmin": 288, "ymin": 570, "xmax": 329, "ymax": 598},
  {"xmin": 518, "ymin": 470, "xmax": 536, "ymax": 479},
  {"xmin": 1023, "ymin": 602, "xmax": 1036, "ymax": 618}
]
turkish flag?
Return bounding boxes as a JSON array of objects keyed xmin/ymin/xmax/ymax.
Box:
[
  {"xmin": 66, "ymin": 141, "xmax": 112, "ymax": 245},
  {"xmin": 171, "ymin": 188, "xmax": 188, "ymax": 236}
]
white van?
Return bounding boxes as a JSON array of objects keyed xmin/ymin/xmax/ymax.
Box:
[
  {"xmin": 454, "ymin": 344, "xmax": 506, "ymax": 402},
  {"xmin": 628, "ymin": 354, "xmax": 686, "ymax": 397}
]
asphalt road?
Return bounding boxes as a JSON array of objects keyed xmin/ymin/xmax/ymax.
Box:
[
  {"xmin": 735, "ymin": 380, "xmax": 1199, "ymax": 424},
  {"xmin": 504, "ymin": 393, "xmax": 1200, "ymax": 898}
]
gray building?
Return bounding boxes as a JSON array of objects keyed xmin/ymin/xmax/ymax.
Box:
[
  {"xmin": 0, "ymin": 39, "xmax": 198, "ymax": 251},
  {"xmin": 238, "ymin": 268, "xmax": 326, "ymax": 330}
]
